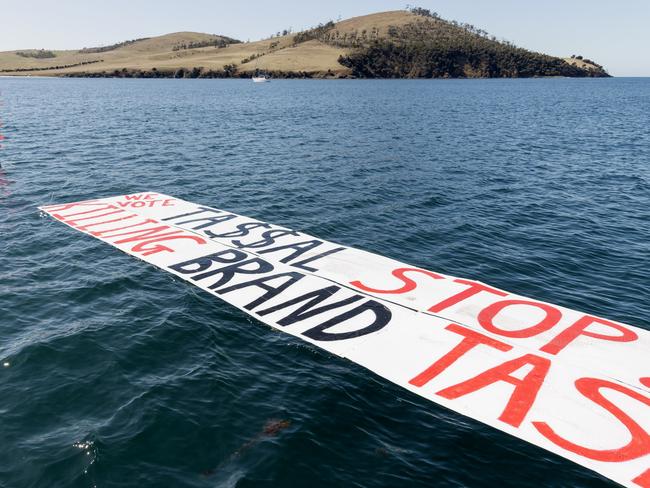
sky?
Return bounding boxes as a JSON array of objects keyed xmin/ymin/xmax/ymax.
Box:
[{"xmin": 1, "ymin": 0, "xmax": 648, "ymax": 76}]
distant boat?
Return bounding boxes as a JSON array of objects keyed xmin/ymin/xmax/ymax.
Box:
[{"xmin": 252, "ymin": 55, "xmax": 269, "ymax": 82}]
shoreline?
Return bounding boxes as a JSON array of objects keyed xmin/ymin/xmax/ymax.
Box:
[{"xmin": 0, "ymin": 70, "xmax": 611, "ymax": 79}]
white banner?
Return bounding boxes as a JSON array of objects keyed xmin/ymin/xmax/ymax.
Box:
[{"xmin": 39, "ymin": 192, "xmax": 650, "ymax": 488}]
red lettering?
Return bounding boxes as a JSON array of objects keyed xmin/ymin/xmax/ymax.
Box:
[
  {"xmin": 409, "ymin": 323, "xmax": 511, "ymax": 387},
  {"xmin": 115, "ymin": 198, "xmax": 173, "ymax": 208},
  {"xmin": 532, "ymin": 377, "xmax": 650, "ymax": 462},
  {"xmin": 77, "ymin": 213, "xmax": 137, "ymax": 231},
  {"xmin": 129, "ymin": 235, "xmax": 207, "ymax": 256},
  {"xmin": 93, "ymin": 223, "xmax": 207, "ymax": 255},
  {"xmin": 66, "ymin": 209, "xmax": 124, "ymax": 227},
  {"xmin": 40, "ymin": 200, "xmax": 102, "ymax": 212},
  {"xmin": 478, "ymin": 299, "xmax": 562, "ymax": 338},
  {"xmin": 350, "ymin": 267, "xmax": 443, "ymax": 294},
  {"xmin": 540, "ymin": 315, "xmax": 638, "ymax": 355},
  {"xmin": 109, "ymin": 225, "xmax": 178, "ymax": 242},
  {"xmin": 428, "ymin": 278, "xmax": 507, "ymax": 313},
  {"xmin": 90, "ymin": 219, "xmax": 156, "ymax": 237},
  {"xmin": 52, "ymin": 204, "xmax": 116, "ymax": 221},
  {"xmin": 350, "ymin": 274, "xmax": 511, "ymax": 316},
  {"xmin": 633, "ymin": 469, "xmax": 650, "ymax": 488},
  {"xmin": 437, "ymin": 353, "xmax": 551, "ymax": 427},
  {"xmin": 124, "ymin": 194, "xmax": 144, "ymax": 200}
]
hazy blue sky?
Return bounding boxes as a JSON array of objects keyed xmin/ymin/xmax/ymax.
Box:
[{"xmin": 1, "ymin": 0, "xmax": 648, "ymax": 76}]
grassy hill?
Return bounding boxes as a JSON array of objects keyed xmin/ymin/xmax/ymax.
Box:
[{"xmin": 0, "ymin": 10, "xmax": 609, "ymax": 78}]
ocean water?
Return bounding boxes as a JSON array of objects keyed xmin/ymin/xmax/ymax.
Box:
[{"xmin": 0, "ymin": 77, "xmax": 648, "ymax": 488}]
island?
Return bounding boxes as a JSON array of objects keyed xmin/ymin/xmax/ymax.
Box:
[{"xmin": 0, "ymin": 9, "xmax": 610, "ymax": 79}]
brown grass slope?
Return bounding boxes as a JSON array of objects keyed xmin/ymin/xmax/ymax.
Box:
[{"xmin": 0, "ymin": 10, "xmax": 608, "ymax": 77}]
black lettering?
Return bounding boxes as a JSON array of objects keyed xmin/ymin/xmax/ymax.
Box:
[
  {"xmin": 303, "ymin": 300, "xmax": 392, "ymax": 341},
  {"xmin": 209, "ymin": 221, "xmax": 272, "ymax": 238},
  {"xmin": 216, "ymin": 272, "xmax": 304, "ymax": 310},
  {"xmin": 181, "ymin": 214, "xmax": 237, "ymax": 231},
  {"xmin": 162, "ymin": 206, "xmax": 220, "ymax": 221},
  {"xmin": 201, "ymin": 258, "xmax": 274, "ymax": 289},
  {"xmin": 257, "ymin": 285, "xmax": 363, "ymax": 326},
  {"xmin": 169, "ymin": 249, "xmax": 248, "ymax": 275},
  {"xmin": 232, "ymin": 229, "xmax": 299, "ymax": 249}
]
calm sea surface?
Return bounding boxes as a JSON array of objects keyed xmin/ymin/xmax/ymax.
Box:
[{"xmin": 0, "ymin": 78, "xmax": 648, "ymax": 488}]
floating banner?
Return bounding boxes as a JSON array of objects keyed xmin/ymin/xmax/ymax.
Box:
[{"xmin": 39, "ymin": 192, "xmax": 649, "ymax": 488}]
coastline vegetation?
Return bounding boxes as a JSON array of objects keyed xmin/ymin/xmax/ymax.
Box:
[
  {"xmin": 15, "ymin": 50, "xmax": 56, "ymax": 59},
  {"xmin": 337, "ymin": 40, "xmax": 603, "ymax": 78},
  {"xmin": 59, "ymin": 65, "xmax": 333, "ymax": 79}
]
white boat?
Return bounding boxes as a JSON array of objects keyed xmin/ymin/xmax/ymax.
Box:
[{"xmin": 252, "ymin": 75, "xmax": 270, "ymax": 83}]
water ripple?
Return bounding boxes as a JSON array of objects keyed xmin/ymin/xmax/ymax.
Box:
[{"xmin": 1, "ymin": 78, "xmax": 648, "ymax": 488}]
